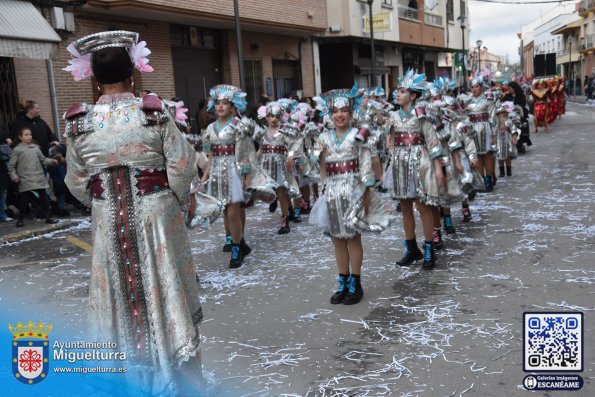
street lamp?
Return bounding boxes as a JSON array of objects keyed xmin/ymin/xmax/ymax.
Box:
[
  {"xmin": 457, "ymin": 15, "xmax": 468, "ymax": 91},
  {"xmin": 476, "ymin": 39, "xmax": 483, "ymax": 73},
  {"xmin": 567, "ymin": 34, "xmax": 573, "ymax": 96},
  {"xmin": 367, "ymin": 0, "xmax": 377, "ymax": 86}
]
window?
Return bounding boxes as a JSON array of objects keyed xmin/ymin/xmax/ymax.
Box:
[
  {"xmin": 382, "ymin": 0, "xmax": 393, "ymax": 8},
  {"xmin": 244, "ymin": 60, "xmax": 263, "ymax": 106},
  {"xmin": 447, "ymin": 0, "xmax": 454, "ymax": 21},
  {"xmin": 170, "ymin": 25, "xmax": 218, "ymax": 49},
  {"xmin": 460, "ymin": 0, "xmax": 466, "ymax": 17}
]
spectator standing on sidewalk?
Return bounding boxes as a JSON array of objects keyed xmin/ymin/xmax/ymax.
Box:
[
  {"xmin": 47, "ymin": 148, "xmax": 70, "ymax": 217},
  {"xmin": 11, "ymin": 100, "xmax": 60, "ymax": 156},
  {"xmin": 587, "ymin": 73, "xmax": 595, "ymax": 101},
  {"xmin": 8, "ymin": 128, "xmax": 58, "ymax": 227},
  {"xmin": 574, "ymin": 76, "xmax": 581, "ymax": 97},
  {"xmin": 0, "ymin": 128, "xmax": 13, "ymax": 222}
]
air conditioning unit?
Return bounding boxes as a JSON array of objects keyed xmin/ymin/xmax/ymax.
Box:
[
  {"xmin": 329, "ymin": 26, "xmax": 342, "ymax": 33},
  {"xmin": 51, "ymin": 7, "xmax": 65, "ymax": 30},
  {"xmin": 64, "ymin": 12, "xmax": 75, "ymax": 32}
]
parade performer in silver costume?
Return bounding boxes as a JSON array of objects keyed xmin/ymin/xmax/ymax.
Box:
[
  {"xmin": 63, "ymin": 31, "xmax": 203, "ymax": 395},
  {"xmin": 202, "ymin": 85, "xmax": 277, "ymax": 268},
  {"xmin": 426, "ymin": 77, "xmax": 467, "ymax": 242},
  {"xmin": 254, "ymin": 101, "xmax": 302, "ymax": 234},
  {"xmin": 457, "ymin": 73, "xmax": 498, "ymax": 192},
  {"xmin": 310, "ymin": 88, "xmax": 394, "ymax": 305},
  {"xmin": 495, "ymin": 102, "xmax": 519, "ymax": 177},
  {"xmin": 388, "ymin": 70, "xmax": 445, "ymax": 269}
]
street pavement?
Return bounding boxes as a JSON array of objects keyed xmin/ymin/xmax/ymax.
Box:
[{"xmin": 0, "ymin": 102, "xmax": 594, "ymax": 396}]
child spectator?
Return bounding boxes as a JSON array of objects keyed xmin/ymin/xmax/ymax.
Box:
[{"xmin": 8, "ymin": 128, "xmax": 58, "ymax": 227}]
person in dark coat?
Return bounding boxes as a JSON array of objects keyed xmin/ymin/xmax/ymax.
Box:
[
  {"xmin": 507, "ymin": 81, "xmax": 532, "ymax": 153},
  {"xmin": 11, "ymin": 100, "xmax": 60, "ymax": 156},
  {"xmin": 0, "ymin": 126, "xmax": 13, "ymax": 222},
  {"xmin": 47, "ymin": 148, "xmax": 69, "ymax": 217}
]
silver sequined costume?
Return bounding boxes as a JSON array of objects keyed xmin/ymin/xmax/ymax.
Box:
[
  {"xmin": 388, "ymin": 108, "xmax": 444, "ymax": 206},
  {"xmin": 254, "ymin": 126, "xmax": 302, "ymax": 198},
  {"xmin": 458, "ymin": 93, "xmax": 496, "ymax": 155},
  {"xmin": 203, "ymin": 118, "xmax": 277, "ymax": 205},
  {"xmin": 313, "ymin": 127, "xmax": 394, "ymax": 239}
]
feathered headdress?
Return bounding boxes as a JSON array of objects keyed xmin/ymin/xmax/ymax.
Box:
[
  {"xmin": 313, "ymin": 83, "xmax": 361, "ymax": 117},
  {"xmin": 257, "ymin": 101, "xmax": 287, "ymax": 120},
  {"xmin": 431, "ymin": 76, "xmax": 456, "ymax": 96},
  {"xmin": 496, "ymin": 101, "xmax": 515, "ymax": 115},
  {"xmin": 64, "ymin": 30, "xmax": 153, "ymax": 81},
  {"xmin": 470, "ymin": 67, "xmax": 493, "ymax": 88},
  {"xmin": 207, "ymin": 85, "xmax": 247, "ymax": 113},
  {"xmin": 397, "ymin": 69, "xmax": 428, "ymax": 92},
  {"xmin": 364, "ymin": 87, "xmax": 385, "ymax": 98}
]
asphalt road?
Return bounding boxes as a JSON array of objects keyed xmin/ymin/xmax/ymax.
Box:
[{"xmin": 1, "ymin": 102, "xmax": 594, "ymax": 397}]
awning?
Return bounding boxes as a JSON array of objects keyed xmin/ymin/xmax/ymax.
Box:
[
  {"xmin": 551, "ymin": 19, "xmax": 583, "ymax": 35},
  {"xmin": 0, "ymin": 0, "xmax": 61, "ymax": 59}
]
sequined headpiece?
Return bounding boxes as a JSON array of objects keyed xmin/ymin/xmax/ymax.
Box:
[
  {"xmin": 364, "ymin": 87, "xmax": 385, "ymax": 98},
  {"xmin": 64, "ymin": 30, "xmax": 153, "ymax": 81},
  {"xmin": 397, "ymin": 69, "xmax": 428, "ymax": 92},
  {"xmin": 313, "ymin": 83, "xmax": 361, "ymax": 116},
  {"xmin": 496, "ymin": 101, "xmax": 514, "ymax": 115},
  {"xmin": 207, "ymin": 84, "xmax": 247, "ymax": 112},
  {"xmin": 257, "ymin": 101, "xmax": 286, "ymax": 119},
  {"xmin": 471, "ymin": 68, "xmax": 492, "ymax": 88},
  {"xmin": 431, "ymin": 76, "xmax": 456, "ymax": 96}
]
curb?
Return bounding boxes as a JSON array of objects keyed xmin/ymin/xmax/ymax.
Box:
[{"xmin": 0, "ymin": 221, "xmax": 78, "ymax": 244}]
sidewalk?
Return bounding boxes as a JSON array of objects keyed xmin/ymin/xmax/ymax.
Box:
[
  {"xmin": 566, "ymin": 95, "xmax": 589, "ymax": 104},
  {"xmin": 0, "ymin": 213, "xmax": 89, "ymax": 244}
]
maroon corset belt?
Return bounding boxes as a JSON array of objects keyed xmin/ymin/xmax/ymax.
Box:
[
  {"xmin": 326, "ymin": 160, "xmax": 359, "ymax": 177},
  {"xmin": 90, "ymin": 168, "xmax": 169, "ymax": 199}
]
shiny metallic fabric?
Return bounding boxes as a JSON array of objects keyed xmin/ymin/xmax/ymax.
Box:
[
  {"xmin": 64, "ymin": 92, "xmax": 202, "ymax": 395},
  {"xmin": 458, "ymin": 93, "xmax": 496, "ymax": 155},
  {"xmin": 389, "ymin": 109, "xmax": 442, "ymax": 206},
  {"xmin": 313, "ymin": 128, "xmax": 394, "ymax": 239}
]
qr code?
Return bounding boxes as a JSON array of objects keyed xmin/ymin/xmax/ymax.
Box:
[{"xmin": 523, "ymin": 312, "xmax": 583, "ymax": 372}]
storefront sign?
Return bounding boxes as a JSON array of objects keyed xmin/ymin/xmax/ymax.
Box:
[
  {"xmin": 363, "ymin": 12, "xmax": 392, "ymax": 33},
  {"xmin": 438, "ymin": 52, "xmax": 453, "ymax": 67}
]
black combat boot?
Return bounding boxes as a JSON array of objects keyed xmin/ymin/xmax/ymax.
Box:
[
  {"xmin": 506, "ymin": 165, "xmax": 512, "ymax": 177},
  {"xmin": 229, "ymin": 243, "xmax": 244, "ymax": 269},
  {"xmin": 432, "ymin": 228, "xmax": 444, "ymax": 250},
  {"xmin": 278, "ymin": 215, "xmax": 290, "ymax": 234},
  {"xmin": 443, "ymin": 215, "xmax": 456, "ymax": 234},
  {"xmin": 222, "ymin": 235, "xmax": 232, "ymax": 252},
  {"xmin": 293, "ymin": 207, "xmax": 302, "ymax": 223},
  {"xmin": 268, "ymin": 199, "xmax": 278, "ymax": 213},
  {"xmin": 499, "ymin": 166, "xmax": 505, "ymax": 178},
  {"xmin": 462, "ymin": 205, "xmax": 472, "ymax": 223},
  {"xmin": 422, "ymin": 241, "xmax": 436, "ymax": 270},
  {"xmin": 396, "ymin": 239, "xmax": 423, "ymax": 266},
  {"xmin": 342, "ymin": 274, "xmax": 364, "ymax": 305},
  {"xmin": 330, "ymin": 274, "xmax": 349, "ymax": 304},
  {"xmin": 240, "ymin": 237, "xmax": 251, "ymax": 256}
]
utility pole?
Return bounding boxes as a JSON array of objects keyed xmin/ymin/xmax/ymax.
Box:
[
  {"xmin": 233, "ymin": 0, "xmax": 246, "ymax": 89},
  {"xmin": 367, "ymin": 0, "xmax": 377, "ymax": 86}
]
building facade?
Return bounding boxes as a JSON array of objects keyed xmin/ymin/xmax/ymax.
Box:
[
  {"xmin": 3, "ymin": 0, "xmax": 327, "ymax": 135},
  {"xmin": 320, "ymin": 0, "xmax": 468, "ymax": 94}
]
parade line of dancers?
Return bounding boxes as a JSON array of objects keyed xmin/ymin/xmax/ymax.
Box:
[
  {"xmin": 60, "ymin": 31, "xmax": 563, "ymax": 394},
  {"xmin": 179, "ymin": 69, "xmax": 548, "ymax": 306}
]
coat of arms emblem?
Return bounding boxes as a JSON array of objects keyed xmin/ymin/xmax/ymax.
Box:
[{"xmin": 9, "ymin": 321, "xmax": 52, "ymax": 385}]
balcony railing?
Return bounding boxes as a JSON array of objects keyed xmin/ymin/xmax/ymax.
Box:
[
  {"xmin": 398, "ymin": 6, "xmax": 419, "ymax": 21},
  {"xmin": 424, "ymin": 12, "xmax": 443, "ymax": 26}
]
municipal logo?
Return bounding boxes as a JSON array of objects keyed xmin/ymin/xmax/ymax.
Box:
[{"xmin": 8, "ymin": 321, "xmax": 52, "ymax": 385}]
